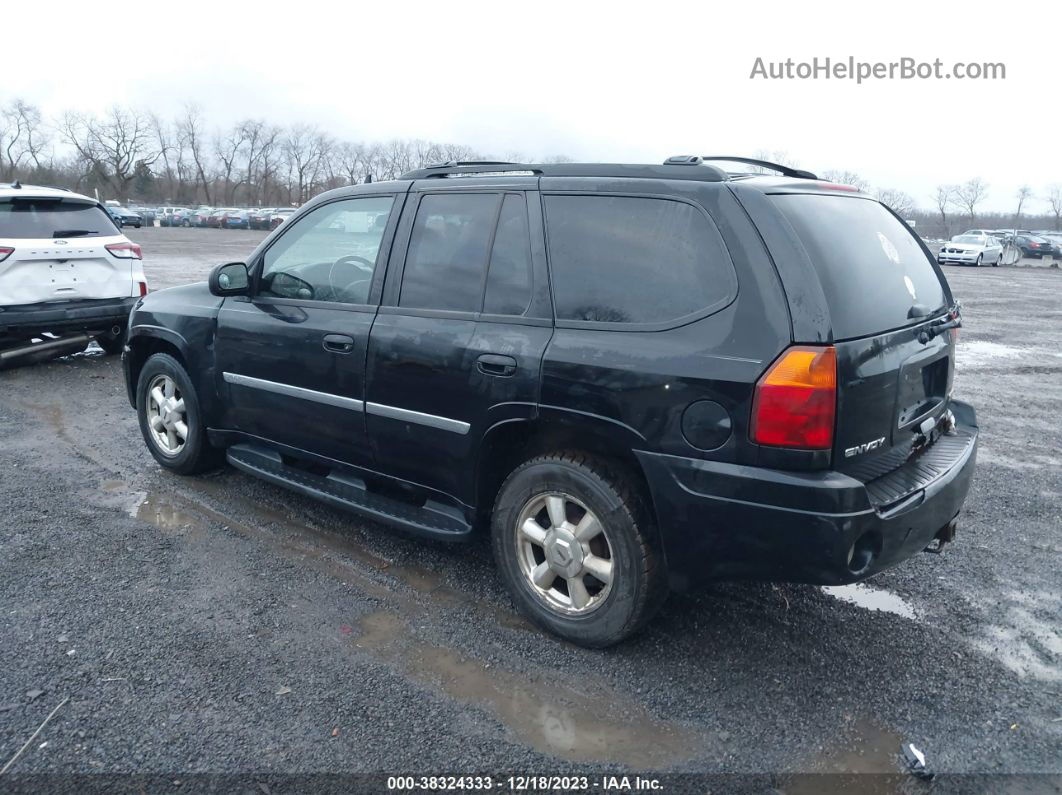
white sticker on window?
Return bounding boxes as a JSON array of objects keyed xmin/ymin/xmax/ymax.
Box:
[{"xmin": 878, "ymin": 232, "xmax": 901, "ymax": 264}]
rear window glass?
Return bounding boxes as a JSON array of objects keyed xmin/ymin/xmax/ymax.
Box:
[
  {"xmin": 771, "ymin": 195, "xmax": 946, "ymax": 338},
  {"xmin": 0, "ymin": 199, "xmax": 118, "ymax": 239}
]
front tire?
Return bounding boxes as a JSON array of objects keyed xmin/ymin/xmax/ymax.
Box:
[
  {"xmin": 491, "ymin": 452, "xmax": 667, "ymax": 647},
  {"xmin": 136, "ymin": 353, "xmax": 221, "ymax": 474},
  {"xmin": 975, "ymin": 254, "xmax": 983, "ymax": 267}
]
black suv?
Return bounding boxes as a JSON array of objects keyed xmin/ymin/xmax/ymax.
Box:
[{"xmin": 122, "ymin": 157, "xmax": 978, "ymax": 647}]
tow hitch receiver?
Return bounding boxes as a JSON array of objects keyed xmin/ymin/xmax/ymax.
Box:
[{"xmin": 924, "ymin": 518, "xmax": 958, "ymax": 554}]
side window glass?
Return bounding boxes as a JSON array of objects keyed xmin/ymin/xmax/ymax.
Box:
[
  {"xmin": 399, "ymin": 193, "xmax": 498, "ymax": 312},
  {"xmin": 483, "ymin": 194, "xmax": 532, "ymax": 316},
  {"xmin": 260, "ymin": 196, "xmax": 394, "ymax": 304},
  {"xmin": 544, "ymin": 195, "xmax": 734, "ymax": 324}
]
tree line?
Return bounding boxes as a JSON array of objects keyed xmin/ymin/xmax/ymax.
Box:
[
  {"xmin": 3, "ymin": 102, "xmax": 1060, "ymax": 237},
  {"xmin": 0, "ymin": 100, "xmax": 572, "ymax": 208}
]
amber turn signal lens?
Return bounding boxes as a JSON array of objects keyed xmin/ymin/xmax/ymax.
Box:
[{"xmin": 751, "ymin": 346, "xmax": 837, "ymax": 450}]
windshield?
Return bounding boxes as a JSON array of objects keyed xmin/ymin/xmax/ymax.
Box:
[
  {"xmin": 771, "ymin": 194, "xmax": 947, "ymax": 339},
  {"xmin": 954, "ymin": 235, "xmax": 984, "ymax": 244},
  {"xmin": 0, "ymin": 199, "xmax": 118, "ymax": 239}
]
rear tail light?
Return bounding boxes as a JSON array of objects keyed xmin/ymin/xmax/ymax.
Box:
[
  {"xmin": 0, "ymin": 246, "xmax": 13, "ymax": 263},
  {"xmin": 106, "ymin": 242, "xmax": 143, "ymax": 259},
  {"xmin": 751, "ymin": 346, "xmax": 837, "ymax": 449},
  {"xmin": 138, "ymin": 281, "xmax": 149, "ymax": 297}
]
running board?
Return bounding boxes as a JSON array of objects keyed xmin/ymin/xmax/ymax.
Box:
[{"xmin": 225, "ymin": 444, "xmax": 472, "ymax": 542}]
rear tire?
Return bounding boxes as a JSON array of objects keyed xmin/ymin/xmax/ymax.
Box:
[
  {"xmin": 491, "ymin": 452, "xmax": 667, "ymax": 647},
  {"xmin": 136, "ymin": 353, "xmax": 222, "ymax": 475}
]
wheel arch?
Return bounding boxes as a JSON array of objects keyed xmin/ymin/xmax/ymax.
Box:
[
  {"xmin": 125, "ymin": 328, "xmax": 192, "ymax": 408},
  {"xmin": 474, "ymin": 409, "xmax": 656, "ymax": 532}
]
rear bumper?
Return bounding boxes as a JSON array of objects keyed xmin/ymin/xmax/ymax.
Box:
[
  {"xmin": 638, "ymin": 401, "xmax": 978, "ymax": 590},
  {"xmin": 0, "ymin": 296, "xmax": 137, "ymax": 339}
]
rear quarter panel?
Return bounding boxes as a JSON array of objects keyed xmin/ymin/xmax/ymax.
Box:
[{"xmin": 538, "ymin": 180, "xmax": 792, "ymax": 465}]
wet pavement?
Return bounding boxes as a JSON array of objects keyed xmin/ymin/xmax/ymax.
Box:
[{"xmin": 0, "ymin": 229, "xmax": 1059, "ymax": 784}]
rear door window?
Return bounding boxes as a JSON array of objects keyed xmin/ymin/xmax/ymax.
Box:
[
  {"xmin": 770, "ymin": 194, "xmax": 946, "ymax": 339},
  {"xmin": 0, "ymin": 199, "xmax": 118, "ymax": 239},
  {"xmin": 399, "ymin": 193, "xmax": 498, "ymax": 312},
  {"xmin": 543, "ymin": 195, "xmax": 735, "ymax": 326}
]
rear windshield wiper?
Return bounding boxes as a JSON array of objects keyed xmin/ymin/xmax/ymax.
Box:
[
  {"xmin": 51, "ymin": 229, "xmax": 100, "ymax": 237},
  {"xmin": 918, "ymin": 312, "xmax": 962, "ymax": 343}
]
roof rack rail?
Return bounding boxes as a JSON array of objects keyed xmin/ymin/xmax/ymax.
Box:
[
  {"xmin": 664, "ymin": 155, "xmax": 817, "ymax": 180},
  {"xmin": 399, "ymin": 162, "xmax": 730, "ymax": 182},
  {"xmin": 401, "ymin": 161, "xmax": 544, "ymax": 180},
  {"xmin": 423, "ymin": 160, "xmax": 525, "ymax": 170}
]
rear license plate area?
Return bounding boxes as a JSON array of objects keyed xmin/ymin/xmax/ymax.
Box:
[{"xmin": 897, "ymin": 355, "xmax": 949, "ymax": 427}]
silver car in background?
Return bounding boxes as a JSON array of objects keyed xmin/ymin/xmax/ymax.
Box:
[{"xmin": 937, "ymin": 233, "xmax": 1003, "ymax": 266}]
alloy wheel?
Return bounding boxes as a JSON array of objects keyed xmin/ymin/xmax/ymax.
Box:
[
  {"xmin": 145, "ymin": 374, "xmax": 188, "ymax": 456},
  {"xmin": 515, "ymin": 492, "xmax": 614, "ymax": 615}
]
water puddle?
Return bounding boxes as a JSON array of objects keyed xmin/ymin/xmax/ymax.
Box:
[
  {"xmin": 821, "ymin": 584, "xmax": 918, "ymax": 620},
  {"xmin": 783, "ymin": 718, "xmax": 906, "ymax": 794},
  {"xmin": 355, "ymin": 610, "xmax": 703, "ymax": 766},
  {"xmin": 129, "ymin": 493, "xmax": 206, "ymax": 534}
]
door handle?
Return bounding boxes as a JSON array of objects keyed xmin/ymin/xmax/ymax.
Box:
[
  {"xmin": 323, "ymin": 334, "xmax": 355, "ymax": 353},
  {"xmin": 477, "ymin": 353, "xmax": 517, "ymax": 377}
]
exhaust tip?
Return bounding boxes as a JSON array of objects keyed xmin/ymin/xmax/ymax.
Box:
[{"xmin": 846, "ymin": 531, "xmax": 882, "ymax": 576}]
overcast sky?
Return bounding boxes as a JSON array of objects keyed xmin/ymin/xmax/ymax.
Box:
[{"xmin": 7, "ymin": 0, "xmax": 1058, "ymax": 212}]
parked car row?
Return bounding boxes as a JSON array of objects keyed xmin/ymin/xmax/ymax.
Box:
[
  {"xmin": 937, "ymin": 228, "xmax": 1061, "ymax": 266},
  {"xmin": 159, "ymin": 206, "xmax": 296, "ymax": 230},
  {"xmin": 965, "ymin": 228, "xmax": 1062, "ymax": 258},
  {"xmin": 98, "ymin": 204, "xmax": 298, "ymax": 231}
]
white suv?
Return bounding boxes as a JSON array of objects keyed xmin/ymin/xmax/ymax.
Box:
[{"xmin": 0, "ymin": 183, "xmax": 147, "ymax": 367}]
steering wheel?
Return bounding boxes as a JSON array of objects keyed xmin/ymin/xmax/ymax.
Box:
[{"xmin": 327, "ymin": 255, "xmax": 375, "ymax": 303}]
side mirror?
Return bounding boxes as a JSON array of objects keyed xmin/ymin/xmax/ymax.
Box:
[{"xmin": 209, "ymin": 262, "xmax": 249, "ymax": 296}]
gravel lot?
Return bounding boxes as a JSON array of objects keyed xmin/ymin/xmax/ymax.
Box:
[{"xmin": 1, "ymin": 227, "xmax": 1059, "ymax": 789}]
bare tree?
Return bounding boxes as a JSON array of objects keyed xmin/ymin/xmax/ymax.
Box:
[
  {"xmin": 284, "ymin": 125, "xmax": 331, "ymax": 203},
  {"xmin": 213, "ymin": 123, "xmax": 249, "ymax": 205},
  {"xmin": 1, "ymin": 100, "xmax": 48, "ymax": 179},
  {"xmin": 954, "ymin": 178, "xmax": 989, "ymax": 225},
  {"xmin": 876, "ymin": 188, "xmax": 916, "ymax": 219},
  {"xmin": 821, "ymin": 169, "xmax": 871, "ymax": 192},
  {"xmin": 151, "ymin": 114, "xmax": 178, "ymax": 200},
  {"xmin": 229, "ymin": 120, "xmax": 279, "ymax": 205},
  {"xmin": 58, "ymin": 106, "xmax": 160, "ymax": 200},
  {"xmin": 178, "ymin": 105, "xmax": 212, "ymax": 205},
  {"xmin": 335, "ymin": 141, "xmax": 369, "ymax": 185},
  {"xmin": 1048, "ymin": 185, "xmax": 1062, "ymax": 231},
  {"xmin": 1014, "ymin": 185, "xmax": 1033, "ymax": 225},
  {"xmin": 933, "ymin": 185, "xmax": 956, "ymax": 238}
]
